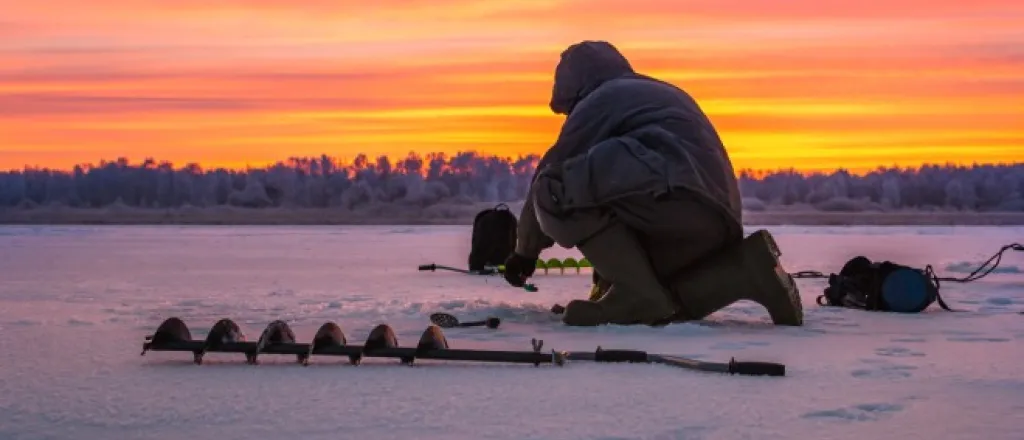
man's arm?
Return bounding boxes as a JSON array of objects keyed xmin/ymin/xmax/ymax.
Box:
[
  {"xmin": 513, "ymin": 89, "xmax": 620, "ymax": 258},
  {"xmin": 514, "ymin": 173, "xmax": 555, "ymax": 259}
]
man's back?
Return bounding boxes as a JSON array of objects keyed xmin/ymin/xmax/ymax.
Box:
[{"xmin": 554, "ymin": 67, "xmax": 743, "ymax": 227}]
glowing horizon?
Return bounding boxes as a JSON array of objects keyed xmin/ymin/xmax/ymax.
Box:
[{"xmin": 3, "ymin": 0, "xmax": 1023, "ymax": 174}]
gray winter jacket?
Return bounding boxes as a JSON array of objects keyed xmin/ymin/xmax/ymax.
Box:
[{"xmin": 515, "ymin": 41, "xmax": 743, "ymax": 258}]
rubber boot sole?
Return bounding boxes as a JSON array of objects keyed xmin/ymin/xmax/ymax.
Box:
[{"xmin": 747, "ymin": 230, "xmax": 803, "ymax": 326}]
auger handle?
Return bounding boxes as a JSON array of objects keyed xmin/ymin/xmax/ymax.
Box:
[
  {"xmin": 593, "ymin": 349, "xmax": 648, "ymax": 363},
  {"xmin": 458, "ymin": 317, "xmax": 501, "ymax": 329},
  {"xmin": 727, "ymin": 359, "xmax": 786, "ymax": 377},
  {"xmin": 625, "ymin": 353, "xmax": 788, "ymax": 377}
]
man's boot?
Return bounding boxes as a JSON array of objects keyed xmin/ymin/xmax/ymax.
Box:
[
  {"xmin": 668, "ymin": 229, "xmax": 803, "ymax": 326},
  {"xmin": 561, "ymin": 223, "xmax": 678, "ymax": 326}
]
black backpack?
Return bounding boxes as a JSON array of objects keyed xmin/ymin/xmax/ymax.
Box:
[
  {"xmin": 468, "ymin": 203, "xmax": 518, "ymax": 272},
  {"xmin": 817, "ymin": 256, "xmax": 953, "ymax": 313}
]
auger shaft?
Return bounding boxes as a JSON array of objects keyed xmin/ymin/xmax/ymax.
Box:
[{"xmin": 143, "ymin": 340, "xmax": 556, "ymax": 365}]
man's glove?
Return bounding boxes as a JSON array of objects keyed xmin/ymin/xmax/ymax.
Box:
[{"xmin": 502, "ymin": 253, "xmax": 537, "ymax": 287}]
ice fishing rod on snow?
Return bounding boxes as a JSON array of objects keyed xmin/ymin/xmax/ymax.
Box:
[
  {"xmin": 417, "ymin": 257, "xmax": 599, "ymax": 292},
  {"xmin": 140, "ymin": 317, "xmax": 785, "ymax": 376},
  {"xmin": 417, "ymin": 263, "xmax": 499, "ymax": 275},
  {"xmin": 419, "ymin": 257, "xmax": 594, "ymax": 276},
  {"xmin": 417, "ymin": 263, "xmax": 539, "ymax": 292}
]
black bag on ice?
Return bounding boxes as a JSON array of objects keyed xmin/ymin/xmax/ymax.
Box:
[
  {"xmin": 468, "ymin": 203, "xmax": 518, "ymax": 272},
  {"xmin": 817, "ymin": 256, "xmax": 953, "ymax": 313}
]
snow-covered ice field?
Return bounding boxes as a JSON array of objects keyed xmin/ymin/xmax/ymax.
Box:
[{"xmin": 1, "ymin": 224, "xmax": 1022, "ymax": 440}]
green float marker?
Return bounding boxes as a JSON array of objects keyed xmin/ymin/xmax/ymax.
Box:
[{"xmin": 535, "ymin": 257, "xmax": 592, "ymax": 274}]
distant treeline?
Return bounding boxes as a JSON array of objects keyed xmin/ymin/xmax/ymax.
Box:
[{"xmin": 1, "ymin": 152, "xmax": 1022, "ymax": 212}]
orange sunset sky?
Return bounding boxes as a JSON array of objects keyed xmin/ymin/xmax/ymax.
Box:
[{"xmin": 2, "ymin": 0, "xmax": 1022, "ymax": 173}]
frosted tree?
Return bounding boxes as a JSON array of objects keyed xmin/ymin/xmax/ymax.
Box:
[
  {"xmin": 944, "ymin": 178, "xmax": 979, "ymax": 210},
  {"xmin": 880, "ymin": 176, "xmax": 901, "ymax": 209},
  {"xmin": 227, "ymin": 173, "xmax": 273, "ymax": 208}
]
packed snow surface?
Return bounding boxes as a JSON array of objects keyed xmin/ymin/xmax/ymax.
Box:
[{"xmin": 1, "ymin": 224, "xmax": 1022, "ymax": 440}]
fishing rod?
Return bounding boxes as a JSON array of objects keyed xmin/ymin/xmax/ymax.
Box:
[
  {"xmin": 419, "ymin": 257, "xmax": 593, "ymax": 276},
  {"xmin": 417, "ymin": 263, "xmax": 539, "ymax": 292},
  {"xmin": 417, "ymin": 256, "xmax": 600, "ymax": 292}
]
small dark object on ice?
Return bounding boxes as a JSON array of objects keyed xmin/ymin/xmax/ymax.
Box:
[
  {"xmin": 429, "ymin": 312, "xmax": 500, "ymax": 329},
  {"xmin": 550, "ymin": 304, "xmax": 566, "ymax": 314}
]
